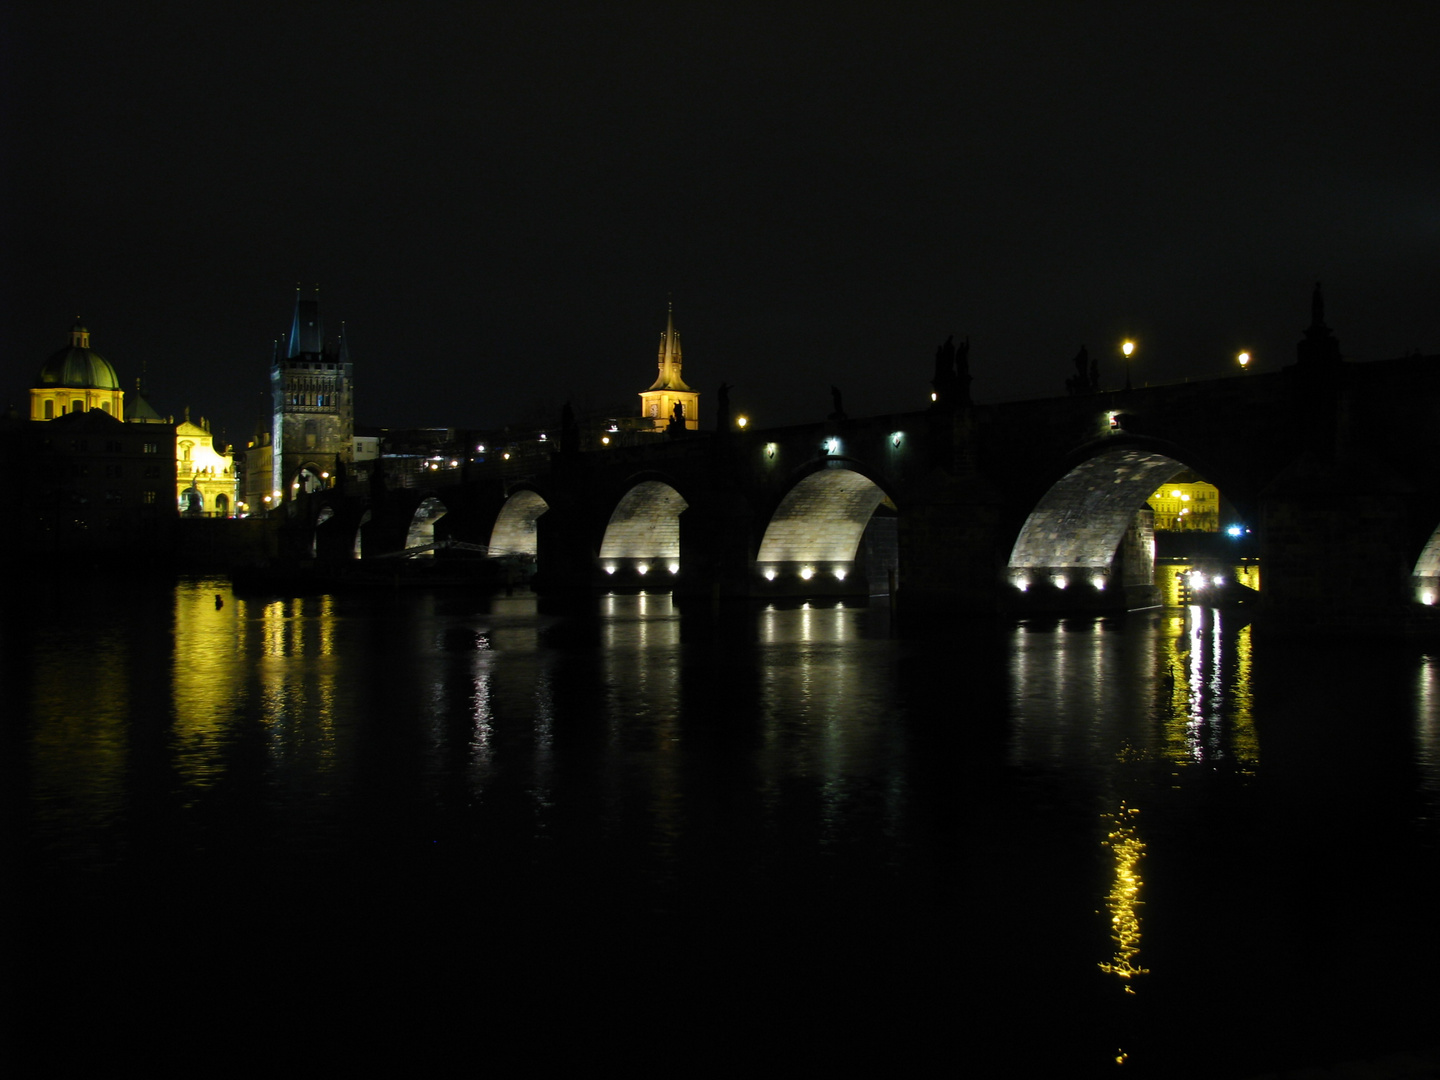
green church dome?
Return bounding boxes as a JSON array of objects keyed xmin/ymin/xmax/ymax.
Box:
[{"xmin": 38, "ymin": 321, "xmax": 120, "ymax": 390}]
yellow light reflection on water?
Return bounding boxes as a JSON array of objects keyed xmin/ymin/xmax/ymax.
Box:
[
  {"xmin": 1098, "ymin": 802, "xmax": 1149, "ymax": 991},
  {"xmin": 172, "ymin": 580, "xmax": 248, "ymax": 791},
  {"xmin": 247, "ymin": 591, "xmax": 340, "ymax": 770}
]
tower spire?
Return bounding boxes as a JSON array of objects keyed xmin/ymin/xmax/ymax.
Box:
[{"xmin": 288, "ymin": 283, "xmax": 323, "ymax": 358}]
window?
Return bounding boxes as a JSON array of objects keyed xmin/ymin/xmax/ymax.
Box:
[
  {"xmin": 43, "ymin": 400, "xmax": 53, "ymax": 419},
  {"xmin": 144, "ymin": 491, "xmax": 158, "ymax": 504}
]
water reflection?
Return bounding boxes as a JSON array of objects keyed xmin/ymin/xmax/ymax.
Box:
[
  {"xmin": 1098, "ymin": 802, "xmax": 1148, "ymax": 991},
  {"xmin": 28, "ymin": 620, "xmax": 131, "ymax": 850},
  {"xmin": 242, "ymin": 589, "xmax": 340, "ymax": 774},
  {"xmin": 1155, "ymin": 607, "xmax": 1259, "ymax": 769},
  {"xmin": 1420, "ymin": 654, "xmax": 1440, "ymax": 795},
  {"xmin": 14, "ymin": 579, "xmax": 1440, "ymax": 1077}
]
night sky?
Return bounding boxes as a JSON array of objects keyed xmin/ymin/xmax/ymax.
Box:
[{"xmin": 5, "ymin": 1, "xmax": 1437, "ymax": 446}]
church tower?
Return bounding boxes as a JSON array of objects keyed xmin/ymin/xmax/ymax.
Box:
[
  {"xmin": 639, "ymin": 303, "xmax": 699, "ymax": 432},
  {"xmin": 271, "ymin": 288, "xmax": 354, "ymax": 501}
]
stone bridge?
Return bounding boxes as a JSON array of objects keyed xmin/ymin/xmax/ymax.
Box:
[{"xmin": 298, "ymin": 347, "xmax": 1440, "ymax": 626}]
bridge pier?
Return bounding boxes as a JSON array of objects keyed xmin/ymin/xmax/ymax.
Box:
[{"xmin": 1260, "ymin": 454, "xmax": 1424, "ymax": 628}]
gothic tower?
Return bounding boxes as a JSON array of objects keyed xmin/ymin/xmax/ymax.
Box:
[
  {"xmin": 271, "ymin": 288, "xmax": 354, "ymax": 501},
  {"xmin": 638, "ymin": 303, "xmax": 699, "ymax": 432}
]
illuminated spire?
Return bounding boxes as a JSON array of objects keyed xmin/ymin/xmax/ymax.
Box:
[
  {"xmin": 649, "ymin": 301, "xmax": 690, "ymax": 391},
  {"xmin": 287, "ymin": 284, "xmax": 323, "ymax": 358}
]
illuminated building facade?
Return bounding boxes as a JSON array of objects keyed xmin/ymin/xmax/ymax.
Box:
[
  {"xmin": 1146, "ymin": 472, "xmax": 1219, "ymax": 531},
  {"xmin": 638, "ymin": 304, "xmax": 699, "ymax": 432},
  {"xmin": 176, "ymin": 410, "xmax": 238, "ymax": 516},
  {"xmin": 30, "ymin": 321, "xmax": 125, "ymax": 421},
  {"xmin": 271, "ymin": 290, "xmax": 354, "ymax": 502}
]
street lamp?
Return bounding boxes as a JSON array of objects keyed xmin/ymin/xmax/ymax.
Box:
[
  {"xmin": 1237, "ymin": 350, "xmax": 1251, "ymax": 371},
  {"xmin": 1122, "ymin": 340, "xmax": 1135, "ymax": 391}
]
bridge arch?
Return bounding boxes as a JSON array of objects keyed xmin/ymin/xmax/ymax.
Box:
[
  {"xmin": 756, "ymin": 462, "xmax": 896, "ymax": 589},
  {"xmin": 1008, "ymin": 442, "xmax": 1215, "ymax": 598},
  {"xmin": 599, "ymin": 478, "xmax": 689, "ymax": 579},
  {"xmin": 489, "ymin": 488, "xmax": 549, "ymax": 558},
  {"xmin": 1415, "ymin": 526, "xmax": 1440, "ymax": 606},
  {"xmin": 405, "ymin": 495, "xmax": 448, "ymax": 556}
]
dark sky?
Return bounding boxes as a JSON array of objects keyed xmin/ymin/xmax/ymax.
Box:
[{"xmin": 5, "ymin": 1, "xmax": 1437, "ymax": 445}]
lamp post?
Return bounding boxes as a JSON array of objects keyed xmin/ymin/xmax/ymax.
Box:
[
  {"xmin": 1122, "ymin": 340, "xmax": 1135, "ymax": 391},
  {"xmin": 1237, "ymin": 350, "xmax": 1251, "ymax": 372}
]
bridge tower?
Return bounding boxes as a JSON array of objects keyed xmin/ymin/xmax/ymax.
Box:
[
  {"xmin": 271, "ymin": 288, "xmax": 354, "ymax": 503},
  {"xmin": 639, "ymin": 302, "xmax": 699, "ymax": 432}
]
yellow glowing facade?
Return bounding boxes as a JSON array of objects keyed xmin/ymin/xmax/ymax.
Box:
[
  {"xmin": 638, "ymin": 304, "xmax": 699, "ymax": 432},
  {"xmin": 1146, "ymin": 476, "xmax": 1219, "ymax": 531},
  {"xmin": 176, "ymin": 412, "xmax": 239, "ymax": 516},
  {"xmin": 30, "ymin": 322, "xmax": 125, "ymax": 421}
]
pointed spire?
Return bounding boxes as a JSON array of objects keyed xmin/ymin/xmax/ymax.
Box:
[
  {"xmin": 650, "ymin": 300, "xmax": 690, "ymax": 391},
  {"xmin": 288, "ymin": 283, "xmax": 323, "ymax": 358}
]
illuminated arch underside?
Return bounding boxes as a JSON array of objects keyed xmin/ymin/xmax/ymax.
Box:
[
  {"xmin": 1009, "ymin": 449, "xmax": 1186, "ymax": 570},
  {"xmin": 600, "ymin": 480, "xmax": 688, "ymax": 561},
  {"xmin": 489, "ymin": 490, "xmax": 549, "ymax": 557},
  {"xmin": 406, "ymin": 496, "xmax": 448, "ymax": 552},
  {"xmin": 1415, "ymin": 527, "xmax": 1440, "ymax": 579},
  {"xmin": 757, "ymin": 469, "xmax": 889, "ymax": 564}
]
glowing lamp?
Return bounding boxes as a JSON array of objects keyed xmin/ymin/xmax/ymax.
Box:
[
  {"xmin": 603, "ymin": 564, "xmax": 617, "ymax": 575},
  {"xmin": 667, "ymin": 563, "xmax": 679, "ymax": 575},
  {"xmin": 833, "ymin": 568, "xmax": 847, "ymax": 581},
  {"xmin": 737, "ymin": 416, "xmax": 748, "ymax": 429},
  {"xmin": 764, "ymin": 569, "xmax": 777, "ymax": 581},
  {"xmin": 636, "ymin": 563, "xmax": 649, "ymax": 576},
  {"xmin": 1052, "ymin": 574, "xmax": 1068, "ymax": 589},
  {"xmin": 800, "ymin": 567, "xmax": 814, "ymax": 580}
]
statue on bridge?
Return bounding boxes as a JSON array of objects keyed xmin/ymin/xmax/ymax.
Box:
[
  {"xmin": 930, "ymin": 335, "xmax": 973, "ymax": 409},
  {"xmin": 828, "ymin": 385, "xmax": 848, "ymax": 421},
  {"xmin": 716, "ymin": 382, "xmax": 732, "ymax": 433},
  {"xmin": 668, "ymin": 401, "xmax": 687, "ymax": 434},
  {"xmin": 561, "ymin": 401, "xmax": 580, "ymax": 455},
  {"xmin": 1066, "ymin": 345, "xmax": 1100, "ymax": 396}
]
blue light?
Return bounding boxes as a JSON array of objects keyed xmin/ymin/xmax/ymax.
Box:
[{"xmin": 1226, "ymin": 525, "xmax": 1243, "ymax": 537}]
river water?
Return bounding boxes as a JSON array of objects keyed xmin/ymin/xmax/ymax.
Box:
[{"xmin": 6, "ymin": 576, "xmax": 1439, "ymax": 1075}]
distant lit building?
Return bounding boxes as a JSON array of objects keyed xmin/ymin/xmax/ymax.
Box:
[
  {"xmin": 176, "ymin": 409, "xmax": 238, "ymax": 516},
  {"xmin": 30, "ymin": 320, "xmax": 126, "ymax": 421},
  {"xmin": 1147, "ymin": 472, "xmax": 1220, "ymax": 531},
  {"xmin": 638, "ymin": 304, "xmax": 699, "ymax": 432}
]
